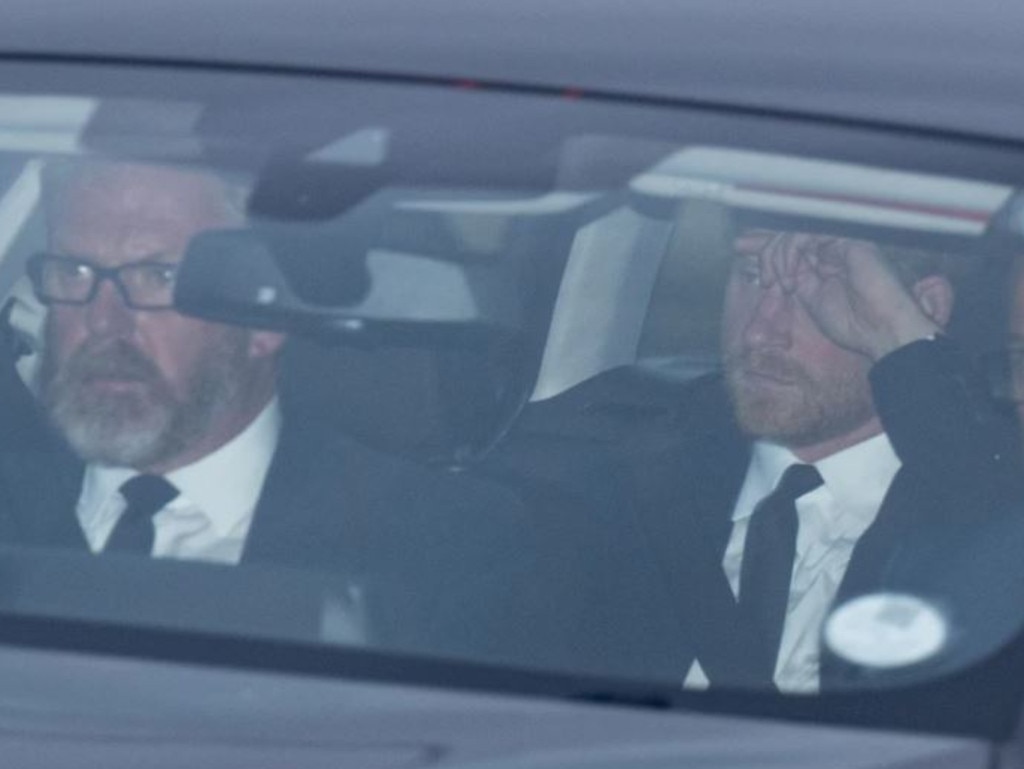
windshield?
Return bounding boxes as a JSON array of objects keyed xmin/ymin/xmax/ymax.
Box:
[{"xmin": 1, "ymin": 60, "xmax": 1023, "ymax": 719}]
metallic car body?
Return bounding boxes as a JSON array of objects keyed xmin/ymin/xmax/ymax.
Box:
[{"xmin": 0, "ymin": 1, "xmax": 1022, "ymax": 766}]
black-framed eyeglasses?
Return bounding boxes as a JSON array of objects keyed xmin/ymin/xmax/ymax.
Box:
[{"xmin": 27, "ymin": 253, "xmax": 179, "ymax": 310}]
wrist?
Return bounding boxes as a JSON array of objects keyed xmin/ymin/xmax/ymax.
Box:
[{"xmin": 866, "ymin": 318, "xmax": 942, "ymax": 361}]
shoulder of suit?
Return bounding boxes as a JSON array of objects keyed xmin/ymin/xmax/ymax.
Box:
[
  {"xmin": 276, "ymin": 414, "xmax": 527, "ymax": 517},
  {"xmin": 509, "ymin": 365, "xmax": 727, "ymax": 444}
]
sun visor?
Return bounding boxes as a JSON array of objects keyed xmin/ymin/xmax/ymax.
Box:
[{"xmin": 628, "ymin": 146, "xmax": 1016, "ymax": 251}]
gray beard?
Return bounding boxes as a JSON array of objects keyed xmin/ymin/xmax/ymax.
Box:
[{"xmin": 42, "ymin": 338, "xmax": 245, "ymax": 470}]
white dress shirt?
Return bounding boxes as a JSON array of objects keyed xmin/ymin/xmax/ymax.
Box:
[
  {"xmin": 76, "ymin": 399, "xmax": 282, "ymax": 565},
  {"xmin": 685, "ymin": 432, "xmax": 901, "ymax": 693}
]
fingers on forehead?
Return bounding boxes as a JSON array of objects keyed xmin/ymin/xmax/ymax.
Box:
[
  {"xmin": 735, "ymin": 229, "xmax": 810, "ymax": 258},
  {"xmin": 733, "ymin": 229, "xmax": 873, "ymax": 286}
]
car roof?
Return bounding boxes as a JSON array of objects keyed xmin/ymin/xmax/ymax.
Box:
[{"xmin": 2, "ymin": 0, "xmax": 1024, "ymax": 145}]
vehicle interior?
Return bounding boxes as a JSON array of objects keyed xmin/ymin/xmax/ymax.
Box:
[{"xmin": 1, "ymin": 58, "xmax": 1024, "ymax": 753}]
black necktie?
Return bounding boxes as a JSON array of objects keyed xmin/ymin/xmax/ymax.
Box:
[
  {"xmin": 104, "ymin": 475, "xmax": 179, "ymax": 555},
  {"xmin": 737, "ymin": 463, "xmax": 823, "ymax": 685}
]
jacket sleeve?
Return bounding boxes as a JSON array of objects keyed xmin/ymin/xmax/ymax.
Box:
[
  {"xmin": 835, "ymin": 339, "xmax": 1024, "ymax": 690},
  {"xmin": 869, "ymin": 336, "xmax": 1019, "ymax": 478}
]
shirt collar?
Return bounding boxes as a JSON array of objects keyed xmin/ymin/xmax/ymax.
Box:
[
  {"xmin": 78, "ymin": 464, "xmax": 134, "ymax": 533},
  {"xmin": 82, "ymin": 398, "xmax": 282, "ymax": 538},
  {"xmin": 812, "ymin": 432, "xmax": 900, "ymax": 524},
  {"xmin": 733, "ymin": 432, "xmax": 901, "ymax": 523}
]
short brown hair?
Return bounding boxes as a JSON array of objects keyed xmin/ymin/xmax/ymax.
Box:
[{"xmin": 878, "ymin": 244, "xmax": 970, "ymax": 289}]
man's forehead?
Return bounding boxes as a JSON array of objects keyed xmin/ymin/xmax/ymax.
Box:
[
  {"xmin": 57, "ymin": 165, "xmax": 229, "ymax": 221},
  {"xmin": 47, "ymin": 164, "xmax": 237, "ymax": 262}
]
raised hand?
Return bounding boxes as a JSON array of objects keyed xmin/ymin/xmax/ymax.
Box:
[{"xmin": 735, "ymin": 230, "xmax": 945, "ymax": 361}]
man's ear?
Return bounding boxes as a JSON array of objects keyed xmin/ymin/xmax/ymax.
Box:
[
  {"xmin": 247, "ymin": 330, "xmax": 287, "ymax": 359},
  {"xmin": 912, "ymin": 275, "xmax": 955, "ymax": 328}
]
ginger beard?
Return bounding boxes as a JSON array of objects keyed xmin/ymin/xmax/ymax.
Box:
[
  {"xmin": 40, "ymin": 327, "xmax": 250, "ymax": 469},
  {"xmin": 720, "ymin": 261, "xmax": 878, "ymax": 451},
  {"xmin": 723, "ymin": 346, "xmax": 877, "ymax": 449}
]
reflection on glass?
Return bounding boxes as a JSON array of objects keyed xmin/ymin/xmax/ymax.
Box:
[{"xmin": 0, "ymin": 78, "xmax": 1018, "ymax": 702}]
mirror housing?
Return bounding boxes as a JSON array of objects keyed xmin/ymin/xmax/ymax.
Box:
[{"xmin": 174, "ymin": 227, "xmax": 523, "ymax": 347}]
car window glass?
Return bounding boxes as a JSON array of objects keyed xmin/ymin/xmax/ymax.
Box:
[{"xmin": 0, "ymin": 63, "xmax": 1021, "ymax": 712}]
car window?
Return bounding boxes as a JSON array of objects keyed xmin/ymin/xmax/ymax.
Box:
[{"xmin": 0, "ymin": 60, "xmax": 1023, "ymax": 729}]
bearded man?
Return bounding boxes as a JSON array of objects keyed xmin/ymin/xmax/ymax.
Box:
[
  {"xmin": 21, "ymin": 161, "xmax": 286, "ymax": 561},
  {"xmin": 0, "ymin": 159, "xmax": 563, "ymax": 667},
  {"xmin": 608, "ymin": 229, "xmax": 1012, "ymax": 693}
]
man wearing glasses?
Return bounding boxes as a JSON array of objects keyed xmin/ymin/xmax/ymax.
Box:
[
  {"xmin": 26, "ymin": 161, "xmax": 286, "ymax": 561},
  {"xmin": 2, "ymin": 159, "xmax": 557, "ymax": 672}
]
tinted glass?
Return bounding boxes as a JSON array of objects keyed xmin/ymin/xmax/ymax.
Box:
[{"xmin": 0, "ymin": 61, "xmax": 1021, "ymax": 701}]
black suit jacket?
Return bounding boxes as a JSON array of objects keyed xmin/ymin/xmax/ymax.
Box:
[
  {"xmin": 621, "ymin": 339, "xmax": 1021, "ymax": 688},
  {"xmin": 0, "ymin": 379, "xmax": 579, "ymax": 668},
  {"xmin": 490, "ymin": 338, "xmax": 1023, "ymax": 688}
]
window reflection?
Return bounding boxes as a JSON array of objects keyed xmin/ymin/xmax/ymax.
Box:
[{"xmin": 0, "ymin": 84, "xmax": 1018, "ymax": 696}]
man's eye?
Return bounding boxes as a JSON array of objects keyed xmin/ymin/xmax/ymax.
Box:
[
  {"xmin": 47, "ymin": 261, "xmax": 94, "ymax": 286},
  {"xmin": 733, "ymin": 259, "xmax": 762, "ymax": 285},
  {"xmin": 55, "ymin": 262, "xmax": 91, "ymax": 279},
  {"xmin": 135, "ymin": 264, "xmax": 177, "ymax": 286}
]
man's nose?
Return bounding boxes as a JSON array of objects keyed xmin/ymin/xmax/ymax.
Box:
[
  {"xmin": 83, "ymin": 278, "xmax": 136, "ymax": 337},
  {"xmin": 742, "ymin": 286, "xmax": 793, "ymax": 348}
]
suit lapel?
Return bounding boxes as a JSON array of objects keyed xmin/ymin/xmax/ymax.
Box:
[
  {"xmin": 240, "ymin": 421, "xmax": 352, "ymax": 570},
  {"xmin": 834, "ymin": 466, "xmax": 920, "ymax": 606},
  {"xmin": 0, "ymin": 439, "xmax": 90, "ymax": 551},
  {"xmin": 677, "ymin": 433, "xmax": 764, "ymax": 685},
  {"xmin": 821, "ymin": 465, "xmax": 932, "ymax": 687},
  {"xmin": 0, "ymin": 363, "xmax": 90, "ymax": 551},
  {"xmin": 628, "ymin": 376, "xmax": 764, "ymax": 685}
]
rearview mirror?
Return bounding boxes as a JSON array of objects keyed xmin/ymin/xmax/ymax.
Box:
[{"xmin": 174, "ymin": 227, "xmax": 523, "ymax": 347}]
